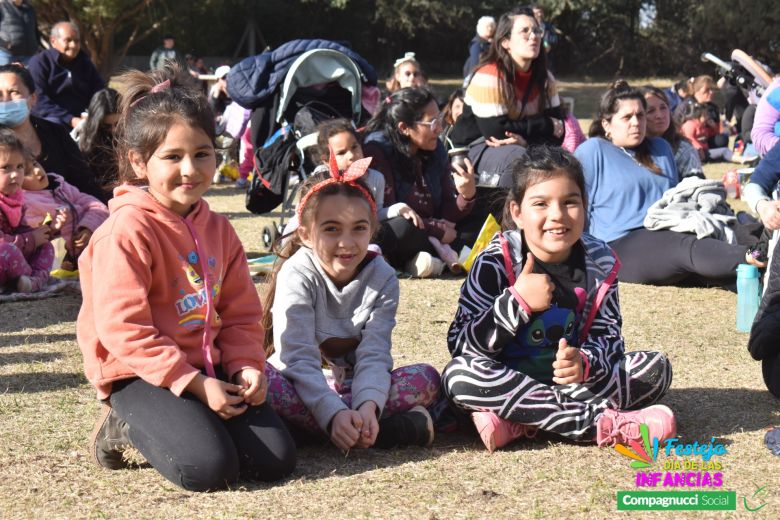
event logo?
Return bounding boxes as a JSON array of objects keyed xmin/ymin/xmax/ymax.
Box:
[
  {"xmin": 614, "ymin": 424, "xmax": 727, "ymax": 488},
  {"xmin": 613, "ymin": 423, "xmax": 658, "ymax": 469}
]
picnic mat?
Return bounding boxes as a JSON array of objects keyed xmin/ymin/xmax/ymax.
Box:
[{"xmin": 0, "ymin": 277, "xmax": 81, "ymax": 303}]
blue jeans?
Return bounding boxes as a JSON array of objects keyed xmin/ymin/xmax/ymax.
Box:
[{"xmin": 0, "ymin": 49, "xmax": 30, "ymax": 66}]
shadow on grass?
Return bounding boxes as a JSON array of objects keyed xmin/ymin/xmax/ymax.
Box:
[
  {"xmin": 664, "ymin": 387, "xmax": 779, "ymax": 439},
  {"xmin": 0, "ymin": 296, "xmax": 81, "ymax": 333},
  {"xmin": 0, "ymin": 351, "xmax": 61, "ymax": 366},
  {"xmin": 1, "ymin": 333, "xmax": 75, "ymax": 348},
  {"xmin": 0, "ymin": 371, "xmax": 86, "ymax": 393}
]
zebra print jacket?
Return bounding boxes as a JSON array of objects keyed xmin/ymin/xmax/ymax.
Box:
[{"xmin": 447, "ymin": 230, "xmax": 623, "ymax": 383}]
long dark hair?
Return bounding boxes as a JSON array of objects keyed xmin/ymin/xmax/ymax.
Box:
[
  {"xmin": 502, "ymin": 146, "xmax": 587, "ymax": 231},
  {"xmin": 363, "ymin": 87, "xmax": 436, "ymax": 158},
  {"xmin": 477, "ymin": 5, "xmax": 549, "ymax": 118},
  {"xmin": 80, "ymin": 88, "xmax": 119, "ymax": 154},
  {"xmin": 589, "ymin": 80, "xmax": 662, "ymax": 175}
]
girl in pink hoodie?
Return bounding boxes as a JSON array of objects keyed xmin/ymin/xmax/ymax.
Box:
[{"xmin": 77, "ymin": 65, "xmax": 295, "ymax": 491}]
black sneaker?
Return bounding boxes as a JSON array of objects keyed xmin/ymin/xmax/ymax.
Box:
[
  {"xmin": 374, "ymin": 405, "xmax": 434, "ymax": 449},
  {"xmin": 90, "ymin": 404, "xmax": 131, "ymax": 469}
]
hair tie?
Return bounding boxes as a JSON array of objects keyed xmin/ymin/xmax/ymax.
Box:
[
  {"xmin": 130, "ymin": 79, "xmax": 172, "ymax": 107},
  {"xmin": 296, "ymin": 147, "xmax": 376, "ymax": 221},
  {"xmin": 393, "ymin": 52, "xmax": 416, "ymax": 69}
]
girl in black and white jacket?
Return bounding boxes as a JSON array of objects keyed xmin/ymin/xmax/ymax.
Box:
[{"xmin": 442, "ymin": 146, "xmax": 676, "ymax": 452}]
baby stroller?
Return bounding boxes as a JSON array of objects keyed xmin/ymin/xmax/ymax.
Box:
[{"xmin": 227, "ymin": 40, "xmax": 376, "ymax": 250}]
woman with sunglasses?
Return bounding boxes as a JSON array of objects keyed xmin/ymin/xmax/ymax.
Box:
[
  {"xmin": 362, "ymin": 87, "xmax": 476, "ymax": 277},
  {"xmin": 450, "ymin": 5, "xmax": 565, "ymax": 188},
  {"xmin": 385, "ymin": 52, "xmax": 428, "ymax": 94}
]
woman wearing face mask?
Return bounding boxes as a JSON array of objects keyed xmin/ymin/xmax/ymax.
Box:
[
  {"xmin": 0, "ymin": 63, "xmax": 104, "ymax": 202},
  {"xmin": 574, "ymin": 80, "xmax": 762, "ymax": 286}
]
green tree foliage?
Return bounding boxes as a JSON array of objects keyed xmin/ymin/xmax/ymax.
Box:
[{"xmin": 29, "ymin": 0, "xmax": 780, "ymax": 79}]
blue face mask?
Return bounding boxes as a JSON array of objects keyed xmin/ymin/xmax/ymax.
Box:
[{"xmin": 0, "ymin": 99, "xmax": 30, "ymax": 127}]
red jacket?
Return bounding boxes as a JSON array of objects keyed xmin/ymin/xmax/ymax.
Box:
[{"xmin": 77, "ymin": 185, "xmax": 265, "ymax": 399}]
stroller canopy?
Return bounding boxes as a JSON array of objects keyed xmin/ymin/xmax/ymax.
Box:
[{"xmin": 276, "ymin": 48, "xmax": 363, "ymax": 125}]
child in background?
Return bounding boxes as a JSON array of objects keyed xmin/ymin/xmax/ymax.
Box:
[
  {"xmin": 0, "ymin": 129, "xmax": 65, "ymax": 293},
  {"xmin": 442, "ymin": 146, "xmax": 676, "ymax": 452},
  {"xmin": 385, "ymin": 52, "xmax": 428, "ymax": 94},
  {"xmin": 23, "ymin": 159, "xmax": 109, "ymax": 271},
  {"xmin": 77, "ymin": 65, "xmax": 295, "ymax": 492},
  {"xmin": 679, "ymin": 102, "xmax": 734, "ymax": 162},
  {"xmin": 263, "ymin": 157, "xmax": 441, "ymax": 451}
]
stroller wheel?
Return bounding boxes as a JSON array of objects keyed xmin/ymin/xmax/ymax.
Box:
[{"xmin": 262, "ymin": 224, "xmax": 279, "ymax": 251}]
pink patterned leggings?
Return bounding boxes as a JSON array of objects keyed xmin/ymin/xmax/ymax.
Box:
[
  {"xmin": 265, "ymin": 362, "xmax": 441, "ymax": 434},
  {"xmin": 0, "ymin": 242, "xmax": 53, "ymax": 292}
]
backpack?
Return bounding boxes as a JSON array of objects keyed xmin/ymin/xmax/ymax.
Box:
[{"xmin": 245, "ymin": 129, "xmax": 299, "ymax": 214}]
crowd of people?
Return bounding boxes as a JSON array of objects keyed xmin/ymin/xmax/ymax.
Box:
[{"xmin": 3, "ymin": 2, "xmax": 780, "ymax": 496}]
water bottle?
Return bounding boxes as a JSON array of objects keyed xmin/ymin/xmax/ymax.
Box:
[{"xmin": 736, "ymin": 264, "xmax": 760, "ymax": 332}]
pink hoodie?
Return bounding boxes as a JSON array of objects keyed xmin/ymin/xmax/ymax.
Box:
[
  {"xmin": 24, "ymin": 173, "xmax": 108, "ymax": 252},
  {"xmin": 77, "ymin": 185, "xmax": 265, "ymax": 399}
]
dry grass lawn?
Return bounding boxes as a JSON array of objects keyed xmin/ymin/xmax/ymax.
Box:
[{"xmin": 1, "ymin": 80, "xmax": 777, "ymax": 519}]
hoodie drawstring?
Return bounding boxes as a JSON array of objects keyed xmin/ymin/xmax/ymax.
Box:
[{"xmin": 182, "ymin": 218, "xmax": 216, "ymax": 378}]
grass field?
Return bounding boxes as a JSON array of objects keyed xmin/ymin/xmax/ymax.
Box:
[{"xmin": 1, "ymin": 79, "xmax": 777, "ymax": 519}]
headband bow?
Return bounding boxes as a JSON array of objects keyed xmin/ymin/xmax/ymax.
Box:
[
  {"xmin": 393, "ymin": 52, "xmax": 417, "ymax": 69},
  {"xmin": 296, "ymin": 147, "xmax": 376, "ymax": 220}
]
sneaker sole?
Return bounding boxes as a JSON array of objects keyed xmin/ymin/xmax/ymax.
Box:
[
  {"xmin": 89, "ymin": 404, "xmax": 113, "ymax": 468},
  {"xmin": 89, "ymin": 404, "xmax": 127, "ymax": 470},
  {"xmin": 409, "ymin": 405, "xmax": 435, "ymax": 448},
  {"xmin": 471, "ymin": 412, "xmax": 498, "ymax": 453}
]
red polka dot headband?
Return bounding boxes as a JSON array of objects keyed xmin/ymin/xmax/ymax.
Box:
[{"xmin": 296, "ymin": 147, "xmax": 376, "ymax": 220}]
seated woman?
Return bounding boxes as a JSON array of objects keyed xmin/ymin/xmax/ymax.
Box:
[
  {"xmin": 0, "ymin": 64, "xmax": 105, "ymax": 203},
  {"xmin": 641, "ymin": 85, "xmax": 703, "ymax": 179},
  {"xmin": 362, "ymin": 87, "xmax": 476, "ymax": 277},
  {"xmin": 79, "ymin": 88, "xmax": 120, "ymax": 199},
  {"xmin": 449, "ymin": 5, "xmax": 564, "ymax": 188},
  {"xmin": 385, "ymin": 52, "xmax": 427, "ymax": 94},
  {"xmin": 441, "ymin": 88, "xmax": 465, "ymax": 147},
  {"xmin": 575, "ymin": 80, "xmax": 761, "ymax": 286}
]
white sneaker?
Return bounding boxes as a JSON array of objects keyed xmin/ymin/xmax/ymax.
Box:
[{"xmin": 405, "ymin": 252, "xmax": 445, "ymax": 278}]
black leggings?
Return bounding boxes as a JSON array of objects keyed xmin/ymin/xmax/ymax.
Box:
[
  {"xmin": 375, "ymin": 216, "xmax": 435, "ymax": 268},
  {"xmin": 762, "ymin": 355, "xmax": 780, "ymax": 398},
  {"xmin": 609, "ymin": 228, "xmax": 746, "ymax": 285},
  {"xmin": 110, "ymin": 377, "xmax": 296, "ymax": 492}
]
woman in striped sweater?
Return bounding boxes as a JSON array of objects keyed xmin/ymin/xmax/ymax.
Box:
[{"xmin": 450, "ymin": 5, "xmax": 565, "ymax": 189}]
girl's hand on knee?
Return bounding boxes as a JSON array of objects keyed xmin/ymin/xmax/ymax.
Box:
[
  {"xmin": 235, "ymin": 368, "xmax": 267, "ymax": 406},
  {"xmin": 329, "ymin": 409, "xmax": 362, "ymax": 452},
  {"xmin": 186, "ymin": 374, "xmax": 247, "ymax": 420},
  {"xmin": 552, "ymin": 339, "xmax": 584, "ymax": 385},
  {"xmin": 514, "ymin": 254, "xmax": 554, "ymax": 312},
  {"xmin": 354, "ymin": 401, "xmax": 379, "ymax": 448}
]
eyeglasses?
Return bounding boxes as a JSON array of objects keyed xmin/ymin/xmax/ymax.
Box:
[
  {"xmin": 518, "ymin": 26, "xmax": 544, "ymax": 40},
  {"xmin": 415, "ymin": 116, "xmax": 443, "ymax": 132}
]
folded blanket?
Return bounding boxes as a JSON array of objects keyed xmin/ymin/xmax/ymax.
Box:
[{"xmin": 644, "ymin": 177, "xmax": 736, "ymax": 242}]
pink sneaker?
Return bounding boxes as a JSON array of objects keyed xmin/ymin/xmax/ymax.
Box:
[
  {"xmin": 472, "ymin": 411, "xmax": 538, "ymax": 453},
  {"xmin": 596, "ymin": 405, "xmax": 676, "ymax": 448}
]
